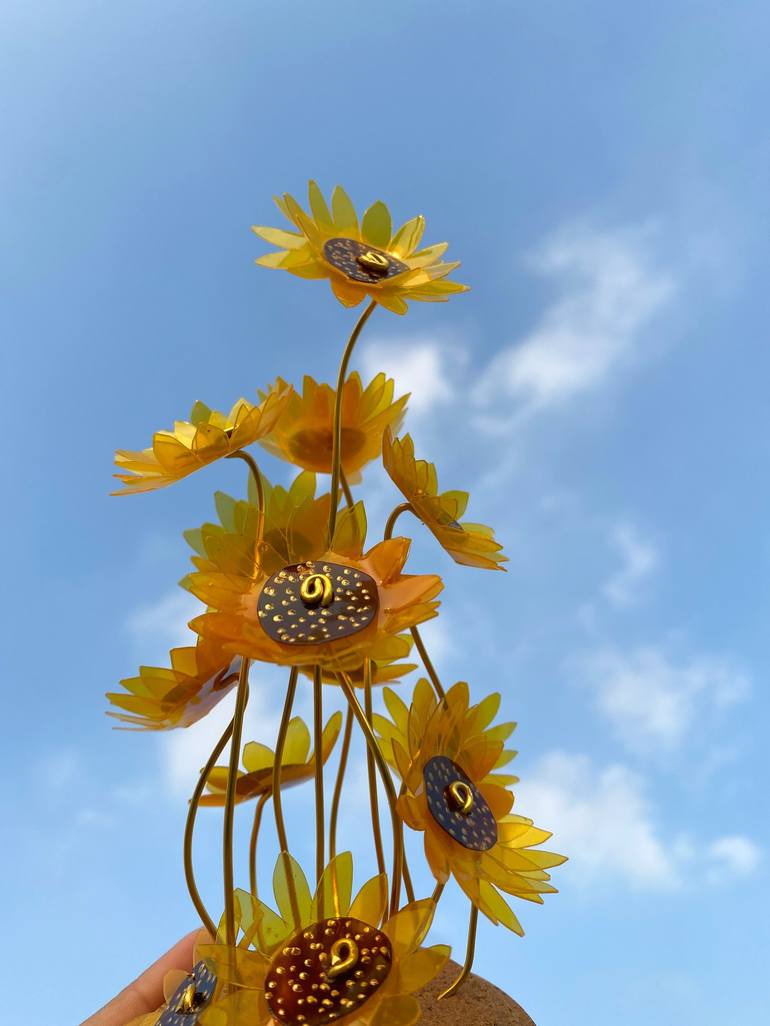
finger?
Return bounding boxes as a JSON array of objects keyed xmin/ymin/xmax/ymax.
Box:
[{"xmin": 80, "ymin": 929, "xmax": 199, "ymax": 1026}]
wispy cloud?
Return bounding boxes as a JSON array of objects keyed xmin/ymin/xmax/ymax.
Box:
[
  {"xmin": 577, "ymin": 645, "xmax": 750, "ymax": 754},
  {"xmin": 517, "ymin": 751, "xmax": 760, "ymax": 892},
  {"xmin": 359, "ymin": 333, "xmax": 466, "ymax": 417},
  {"xmin": 602, "ymin": 523, "xmax": 659, "ymax": 608},
  {"xmin": 473, "ymin": 223, "xmax": 675, "ymax": 431},
  {"xmin": 125, "ymin": 589, "xmax": 200, "ymax": 661}
]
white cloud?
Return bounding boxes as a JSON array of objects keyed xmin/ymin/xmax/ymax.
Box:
[
  {"xmin": 517, "ymin": 751, "xmax": 761, "ymax": 892},
  {"xmin": 603, "ymin": 523, "xmax": 659, "ymax": 608},
  {"xmin": 578, "ymin": 645, "xmax": 750, "ymax": 753},
  {"xmin": 359, "ymin": 334, "xmax": 466, "ymax": 416},
  {"xmin": 473, "ymin": 223, "xmax": 674, "ymax": 429},
  {"xmin": 705, "ymin": 835, "xmax": 761, "ymax": 880},
  {"xmin": 517, "ymin": 751, "xmax": 674, "ymax": 889},
  {"xmin": 125, "ymin": 589, "xmax": 200, "ymax": 661}
]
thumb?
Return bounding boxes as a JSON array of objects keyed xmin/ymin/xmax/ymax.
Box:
[{"xmin": 79, "ymin": 929, "xmax": 200, "ymax": 1026}]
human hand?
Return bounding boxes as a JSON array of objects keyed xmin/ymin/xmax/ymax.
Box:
[{"xmin": 79, "ymin": 930, "xmax": 199, "ymax": 1026}]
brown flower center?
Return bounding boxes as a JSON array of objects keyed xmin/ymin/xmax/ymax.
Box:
[
  {"xmin": 323, "ymin": 238, "xmax": 408, "ymax": 285},
  {"xmin": 258, "ymin": 562, "xmax": 379, "ymax": 646},
  {"xmin": 265, "ymin": 917, "xmax": 392, "ymax": 1026},
  {"xmin": 287, "ymin": 426, "xmax": 366, "ymax": 473},
  {"xmin": 157, "ymin": 960, "xmax": 217, "ymax": 1025},
  {"xmin": 424, "ymin": 755, "xmax": 498, "ymax": 852}
]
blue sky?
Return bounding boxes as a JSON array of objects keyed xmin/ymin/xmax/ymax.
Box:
[{"xmin": 2, "ymin": 2, "xmax": 769, "ymax": 1023}]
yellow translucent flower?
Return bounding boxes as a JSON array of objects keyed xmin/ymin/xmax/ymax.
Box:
[
  {"xmin": 309, "ymin": 632, "xmax": 418, "ymax": 689},
  {"xmin": 199, "ymin": 712, "xmax": 343, "ymax": 807},
  {"xmin": 112, "ymin": 387, "xmax": 291, "ymax": 494},
  {"xmin": 374, "ymin": 680, "xmax": 566, "ymax": 934},
  {"xmin": 195, "ymin": 852, "xmax": 450, "ymax": 1026},
  {"xmin": 383, "ymin": 430, "xmax": 507, "ymax": 571},
  {"xmin": 183, "ymin": 474, "xmax": 442, "ymax": 671},
  {"xmin": 258, "ymin": 373, "xmax": 408, "ymax": 480},
  {"xmin": 253, "ymin": 181, "xmax": 468, "ymax": 315},
  {"xmin": 106, "ymin": 638, "xmax": 241, "ymax": 731}
]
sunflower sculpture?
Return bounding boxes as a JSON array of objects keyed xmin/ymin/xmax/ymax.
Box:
[{"xmin": 109, "ymin": 182, "xmax": 565, "ymax": 1024}]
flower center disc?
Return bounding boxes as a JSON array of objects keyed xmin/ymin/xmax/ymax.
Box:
[
  {"xmin": 157, "ymin": 960, "xmax": 217, "ymax": 1025},
  {"xmin": 265, "ymin": 917, "xmax": 392, "ymax": 1026},
  {"xmin": 258, "ymin": 562, "xmax": 379, "ymax": 646},
  {"xmin": 287, "ymin": 426, "xmax": 366, "ymax": 472},
  {"xmin": 423, "ymin": 755, "xmax": 498, "ymax": 851},
  {"xmin": 323, "ymin": 238, "xmax": 408, "ymax": 284}
]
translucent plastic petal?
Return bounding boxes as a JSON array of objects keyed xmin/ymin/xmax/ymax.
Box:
[
  {"xmin": 282, "ymin": 717, "xmax": 311, "ymax": 764},
  {"xmin": 396, "ymin": 944, "xmax": 450, "ymax": 993},
  {"xmin": 382, "ymin": 898, "xmax": 434, "ymax": 957},
  {"xmin": 369, "ymin": 994, "xmax": 421, "ymax": 1026},
  {"xmin": 361, "ymin": 201, "xmax": 392, "ymax": 248},
  {"xmin": 349, "ymin": 873, "xmax": 388, "ymax": 926},
  {"xmin": 273, "ymin": 852, "xmax": 312, "ymax": 931},
  {"xmin": 311, "ymin": 851, "xmax": 354, "ymax": 920}
]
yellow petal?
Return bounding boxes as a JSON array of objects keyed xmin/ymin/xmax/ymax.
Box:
[
  {"xmin": 331, "ymin": 185, "xmax": 359, "ymax": 234},
  {"xmin": 273, "ymin": 852, "xmax": 312, "ymax": 931},
  {"xmin": 369, "ymin": 994, "xmax": 421, "ymax": 1026},
  {"xmin": 349, "ymin": 873, "xmax": 388, "ymax": 926},
  {"xmin": 361, "ymin": 200, "xmax": 392, "ymax": 248},
  {"xmin": 311, "ymin": 852, "xmax": 353, "ymax": 920},
  {"xmin": 397, "ymin": 944, "xmax": 451, "ymax": 993}
]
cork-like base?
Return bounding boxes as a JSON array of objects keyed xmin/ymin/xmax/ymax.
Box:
[{"xmin": 417, "ymin": 959, "xmax": 536, "ymax": 1026}]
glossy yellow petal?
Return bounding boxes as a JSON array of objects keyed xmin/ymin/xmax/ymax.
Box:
[
  {"xmin": 308, "ymin": 180, "xmax": 333, "ymax": 226},
  {"xmin": 282, "ymin": 717, "xmax": 311, "ymax": 764},
  {"xmin": 369, "ymin": 994, "xmax": 421, "ymax": 1026},
  {"xmin": 396, "ymin": 944, "xmax": 451, "ymax": 993},
  {"xmin": 331, "ymin": 185, "xmax": 359, "ymax": 234},
  {"xmin": 273, "ymin": 852, "xmax": 312, "ymax": 931},
  {"xmin": 382, "ymin": 898, "xmax": 434, "ymax": 957},
  {"xmin": 361, "ymin": 200, "xmax": 392, "ymax": 248},
  {"xmin": 234, "ymin": 888, "xmax": 289, "ymax": 954},
  {"xmin": 311, "ymin": 851, "xmax": 354, "ymax": 920},
  {"xmin": 349, "ymin": 872, "xmax": 388, "ymax": 926}
]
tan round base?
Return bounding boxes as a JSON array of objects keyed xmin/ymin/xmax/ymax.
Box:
[{"xmin": 417, "ymin": 959, "xmax": 536, "ymax": 1026}]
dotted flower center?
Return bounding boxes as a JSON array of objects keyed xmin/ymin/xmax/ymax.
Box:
[
  {"xmin": 258, "ymin": 562, "xmax": 378, "ymax": 645},
  {"xmin": 265, "ymin": 917, "xmax": 392, "ymax": 1026},
  {"xmin": 157, "ymin": 960, "xmax": 217, "ymax": 1025},
  {"xmin": 424, "ymin": 755, "xmax": 498, "ymax": 851},
  {"xmin": 323, "ymin": 238, "xmax": 408, "ymax": 285}
]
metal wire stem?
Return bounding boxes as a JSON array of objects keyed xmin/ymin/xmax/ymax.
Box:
[
  {"xmin": 329, "ymin": 704, "xmax": 354, "ymax": 861},
  {"xmin": 411, "ymin": 624, "xmax": 447, "ymax": 701},
  {"xmin": 438, "ymin": 903, "xmax": 478, "ymax": 1000},
  {"xmin": 272, "ymin": 667, "xmax": 301, "ymax": 925},
  {"xmin": 383, "ymin": 502, "xmax": 413, "ymax": 540},
  {"xmin": 223, "ymin": 656, "xmax": 251, "ymax": 945},
  {"xmin": 364, "ymin": 658, "xmax": 387, "ymax": 882},
  {"xmin": 248, "ymin": 792, "xmax": 270, "ymax": 899},
  {"xmin": 313, "ymin": 666, "xmax": 325, "ymax": 887},
  {"xmin": 328, "ymin": 300, "xmax": 377, "ymax": 542},
  {"xmin": 338, "ymin": 675, "xmax": 403, "ymax": 917},
  {"xmin": 183, "ymin": 716, "xmax": 234, "ymax": 937}
]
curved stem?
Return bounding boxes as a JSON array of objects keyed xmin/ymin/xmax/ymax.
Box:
[
  {"xmin": 383, "ymin": 502, "xmax": 413, "ymax": 541},
  {"xmin": 431, "ymin": 881, "xmax": 446, "ymax": 906},
  {"xmin": 248, "ymin": 793, "xmax": 270, "ymax": 899},
  {"xmin": 438, "ymin": 903, "xmax": 478, "ymax": 1000},
  {"xmin": 329, "ymin": 704, "xmax": 354, "ymax": 861},
  {"xmin": 313, "ymin": 666, "xmax": 325, "ymax": 887},
  {"xmin": 340, "ymin": 469, "xmax": 355, "ymax": 511},
  {"xmin": 183, "ymin": 717, "xmax": 234, "ymax": 938},
  {"xmin": 226, "ymin": 450, "xmax": 266, "ymax": 546},
  {"xmin": 223, "ymin": 657, "xmax": 251, "ymax": 945},
  {"xmin": 273, "ymin": 667, "xmax": 301, "ymax": 925},
  {"xmin": 328, "ymin": 300, "xmax": 377, "ymax": 542},
  {"xmin": 398, "ymin": 781, "xmax": 416, "ymax": 904},
  {"xmin": 339, "ymin": 675, "xmax": 403, "ymax": 917},
  {"xmin": 364, "ymin": 659, "xmax": 387, "ymax": 882},
  {"xmin": 410, "ymin": 624, "xmax": 447, "ymax": 701}
]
